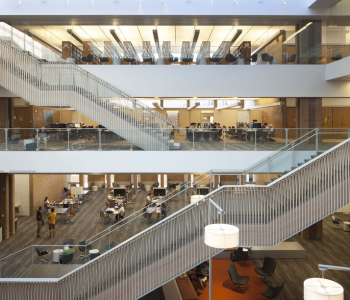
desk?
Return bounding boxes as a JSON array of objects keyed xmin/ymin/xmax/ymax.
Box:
[
  {"xmin": 53, "ymin": 249, "xmax": 63, "ymax": 263},
  {"xmin": 343, "ymin": 222, "xmax": 350, "ymax": 231},
  {"xmin": 55, "ymin": 208, "xmax": 68, "ymax": 222},
  {"xmin": 105, "ymin": 208, "xmax": 120, "ymax": 215},
  {"xmin": 194, "ymin": 130, "xmax": 219, "ymax": 142}
]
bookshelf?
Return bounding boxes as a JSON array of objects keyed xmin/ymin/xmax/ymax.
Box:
[{"xmin": 62, "ymin": 41, "xmax": 83, "ymax": 64}]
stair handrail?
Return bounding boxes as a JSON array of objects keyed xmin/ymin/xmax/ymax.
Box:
[
  {"xmin": 1, "ymin": 138, "xmax": 349, "ymax": 280},
  {"xmin": 0, "ymin": 38, "xmax": 184, "ymax": 134}
]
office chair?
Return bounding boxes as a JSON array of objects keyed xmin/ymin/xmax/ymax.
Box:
[
  {"xmin": 9, "ymin": 134, "xmax": 20, "ymax": 149},
  {"xmin": 246, "ymin": 53, "xmax": 258, "ymax": 63},
  {"xmin": 35, "ymin": 247, "xmax": 49, "ymax": 263},
  {"xmin": 230, "ymin": 247, "xmax": 251, "ymax": 266},
  {"xmin": 90, "ymin": 252, "xmax": 101, "ymax": 260},
  {"xmin": 331, "ymin": 52, "xmax": 343, "ymax": 61},
  {"xmin": 209, "ymin": 56, "xmax": 221, "ymax": 63},
  {"xmin": 78, "ymin": 241, "xmax": 92, "ymax": 259},
  {"xmin": 99, "ymin": 57, "xmax": 109, "ymax": 64},
  {"xmin": 225, "ymin": 53, "xmax": 237, "ymax": 64},
  {"xmin": 65, "ymin": 208, "xmax": 76, "ymax": 224},
  {"xmin": 182, "ymin": 54, "xmax": 194, "ymax": 63},
  {"xmin": 227, "ymin": 264, "xmax": 249, "ymax": 291},
  {"xmin": 261, "ymin": 53, "xmax": 274, "ymax": 64},
  {"xmin": 254, "ymin": 257, "xmax": 277, "ymax": 283},
  {"xmin": 261, "ymin": 281, "xmax": 285, "ymax": 299},
  {"xmin": 284, "ymin": 54, "xmax": 296, "ymax": 64},
  {"xmin": 64, "ymin": 238, "xmax": 75, "ymax": 245},
  {"xmin": 60, "ymin": 253, "xmax": 74, "ymax": 264},
  {"xmin": 332, "ymin": 215, "xmax": 342, "ymax": 229},
  {"xmin": 103, "ymin": 241, "xmax": 117, "ymax": 252},
  {"xmin": 141, "ymin": 54, "xmax": 153, "ymax": 63},
  {"xmin": 168, "ymin": 55, "xmax": 179, "ymax": 63}
]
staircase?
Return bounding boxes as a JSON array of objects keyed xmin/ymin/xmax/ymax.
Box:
[
  {"xmin": 0, "ymin": 38, "xmax": 184, "ymax": 150},
  {"xmin": 0, "ymin": 138, "xmax": 349, "ymax": 300}
]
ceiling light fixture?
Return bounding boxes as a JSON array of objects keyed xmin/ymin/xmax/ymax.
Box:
[
  {"xmin": 283, "ymin": 1, "xmax": 286, "ymax": 4},
  {"xmin": 18, "ymin": 0, "xmax": 21, "ymax": 3},
  {"xmin": 235, "ymin": 1, "xmax": 238, "ymax": 4},
  {"xmin": 67, "ymin": 0, "xmax": 70, "ymax": 4},
  {"xmin": 91, "ymin": 0, "xmax": 94, "ymax": 5}
]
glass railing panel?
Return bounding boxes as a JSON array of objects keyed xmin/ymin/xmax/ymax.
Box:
[{"xmin": 99, "ymin": 129, "xmax": 136, "ymax": 151}]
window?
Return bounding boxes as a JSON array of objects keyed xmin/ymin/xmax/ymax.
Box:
[
  {"xmin": 217, "ymin": 100, "xmax": 240, "ymax": 108},
  {"xmin": 70, "ymin": 174, "xmax": 79, "ymax": 182},
  {"xmin": 190, "ymin": 100, "xmax": 214, "ymax": 108},
  {"xmin": 163, "ymin": 100, "xmax": 187, "ymax": 108},
  {"xmin": 137, "ymin": 99, "xmax": 160, "ymax": 108}
]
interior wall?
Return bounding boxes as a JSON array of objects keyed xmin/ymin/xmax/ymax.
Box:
[
  {"xmin": 253, "ymin": 173, "xmax": 281, "ymax": 185},
  {"xmin": 14, "ymin": 174, "xmax": 30, "ymax": 216},
  {"xmin": 88, "ymin": 175, "xmax": 105, "ymax": 182},
  {"xmin": 29, "ymin": 174, "xmax": 69, "ymax": 215}
]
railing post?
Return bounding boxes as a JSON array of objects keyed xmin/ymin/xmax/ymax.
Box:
[
  {"xmin": 223, "ymin": 128, "xmax": 226, "ymax": 151},
  {"xmin": 348, "ymin": 128, "xmax": 350, "ymax": 139},
  {"xmin": 130, "ymin": 142, "xmax": 133, "ymax": 151},
  {"xmin": 4, "ymin": 128, "xmax": 8, "ymax": 151},
  {"xmin": 67, "ymin": 128, "xmax": 70, "ymax": 151},
  {"xmin": 161, "ymin": 128, "xmax": 165, "ymax": 151},
  {"xmin": 285, "ymin": 128, "xmax": 289, "ymax": 147},
  {"xmin": 98, "ymin": 128, "xmax": 102, "ymax": 151},
  {"xmin": 316, "ymin": 128, "xmax": 319, "ymax": 152},
  {"xmin": 192, "ymin": 129, "xmax": 195, "ymax": 151},
  {"xmin": 36, "ymin": 129, "xmax": 39, "ymax": 151},
  {"xmin": 254, "ymin": 128, "xmax": 257, "ymax": 151}
]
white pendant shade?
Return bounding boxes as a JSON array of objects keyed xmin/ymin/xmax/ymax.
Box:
[
  {"xmin": 304, "ymin": 278, "xmax": 344, "ymax": 300},
  {"xmin": 71, "ymin": 186, "xmax": 83, "ymax": 195},
  {"xmin": 204, "ymin": 224, "xmax": 239, "ymax": 249},
  {"xmin": 190, "ymin": 195, "xmax": 202, "ymax": 204}
]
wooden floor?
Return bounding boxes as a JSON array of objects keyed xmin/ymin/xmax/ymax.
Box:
[
  {"xmin": 0, "ymin": 189, "xmax": 187, "ymax": 278},
  {"xmin": 2, "ymin": 190, "xmax": 350, "ymax": 299}
]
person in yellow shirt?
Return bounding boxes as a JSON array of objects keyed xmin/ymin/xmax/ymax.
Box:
[
  {"xmin": 67, "ymin": 193, "xmax": 74, "ymax": 199},
  {"xmin": 48, "ymin": 208, "xmax": 57, "ymax": 238}
]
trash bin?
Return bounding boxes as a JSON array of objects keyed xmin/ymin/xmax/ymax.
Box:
[{"xmin": 15, "ymin": 219, "xmax": 17, "ymax": 232}]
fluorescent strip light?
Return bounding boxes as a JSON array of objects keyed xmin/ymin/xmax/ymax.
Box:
[
  {"xmin": 188, "ymin": 102, "xmax": 200, "ymax": 110},
  {"xmin": 283, "ymin": 22, "xmax": 313, "ymax": 44},
  {"xmin": 243, "ymin": 102, "xmax": 280, "ymax": 110},
  {"xmin": 251, "ymin": 30, "xmax": 286, "ymax": 55}
]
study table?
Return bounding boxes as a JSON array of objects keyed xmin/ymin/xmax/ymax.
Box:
[
  {"xmin": 193, "ymin": 129, "xmax": 220, "ymax": 142},
  {"xmin": 54, "ymin": 208, "xmax": 69, "ymax": 222}
]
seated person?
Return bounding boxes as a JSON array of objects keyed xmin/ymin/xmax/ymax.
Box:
[
  {"xmin": 167, "ymin": 179, "xmax": 179, "ymax": 189},
  {"xmin": 60, "ymin": 245, "xmax": 75, "ymax": 264},
  {"xmin": 44, "ymin": 197, "xmax": 51, "ymax": 208},
  {"xmin": 67, "ymin": 193, "xmax": 74, "ymax": 199},
  {"xmin": 147, "ymin": 193, "xmax": 152, "ymax": 204}
]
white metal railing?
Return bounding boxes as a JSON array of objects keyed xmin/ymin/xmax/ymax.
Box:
[
  {"xmin": 0, "ymin": 138, "xmax": 349, "ymax": 299},
  {"xmin": 0, "ymin": 38, "xmax": 184, "ymax": 150}
]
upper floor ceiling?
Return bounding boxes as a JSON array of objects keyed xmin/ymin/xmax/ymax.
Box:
[{"xmin": 1, "ymin": 0, "xmax": 350, "ymax": 26}]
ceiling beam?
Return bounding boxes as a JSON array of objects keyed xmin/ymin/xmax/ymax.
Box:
[
  {"xmin": 67, "ymin": 29, "xmax": 83, "ymax": 45},
  {"xmin": 190, "ymin": 29, "xmax": 200, "ymax": 54},
  {"xmin": 110, "ymin": 29, "xmax": 125, "ymax": 51},
  {"xmin": 153, "ymin": 29, "xmax": 162, "ymax": 57}
]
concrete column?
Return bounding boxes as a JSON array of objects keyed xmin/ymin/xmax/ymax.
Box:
[
  {"xmin": 106, "ymin": 174, "xmax": 111, "ymax": 189},
  {"xmin": 295, "ymin": 21, "xmax": 322, "ymax": 65},
  {"xmin": 133, "ymin": 174, "xmax": 138, "ymax": 190},
  {"xmin": 0, "ymin": 98, "xmax": 14, "ymax": 143},
  {"xmin": 214, "ymin": 175, "xmax": 219, "ymax": 189},
  {"xmin": 295, "ymin": 98, "xmax": 322, "ymax": 142},
  {"xmin": 79, "ymin": 174, "xmax": 84, "ymax": 188},
  {"xmin": 0, "ymin": 174, "xmax": 10, "ymax": 240},
  {"xmin": 9, "ymin": 174, "xmax": 15, "ymax": 235}
]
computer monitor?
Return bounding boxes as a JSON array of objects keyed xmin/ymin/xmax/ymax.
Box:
[
  {"xmin": 197, "ymin": 187, "xmax": 209, "ymax": 195},
  {"xmin": 252, "ymin": 123, "xmax": 261, "ymax": 128},
  {"xmin": 74, "ymin": 123, "xmax": 81, "ymax": 128},
  {"xmin": 153, "ymin": 188, "xmax": 166, "ymax": 197},
  {"xmin": 113, "ymin": 188, "xmax": 126, "ymax": 197}
]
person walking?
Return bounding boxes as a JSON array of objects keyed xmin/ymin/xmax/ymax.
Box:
[
  {"xmin": 37, "ymin": 206, "xmax": 43, "ymax": 237},
  {"xmin": 48, "ymin": 208, "xmax": 57, "ymax": 238}
]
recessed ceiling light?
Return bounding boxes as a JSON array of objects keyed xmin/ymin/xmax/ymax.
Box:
[{"xmin": 18, "ymin": 0, "xmax": 21, "ymax": 3}]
